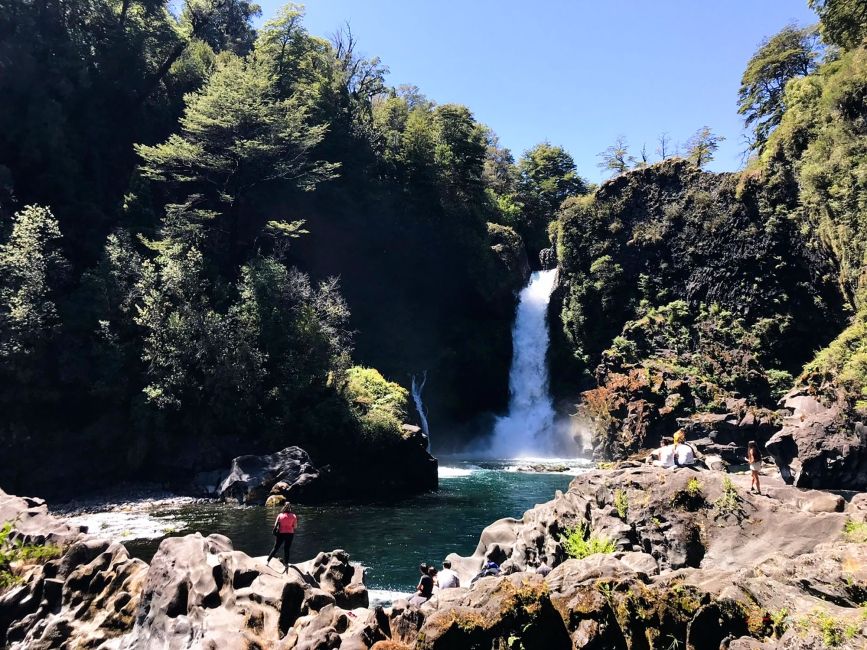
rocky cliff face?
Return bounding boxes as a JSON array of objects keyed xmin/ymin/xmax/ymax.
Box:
[
  {"xmin": 431, "ymin": 466, "xmax": 867, "ymax": 649},
  {"xmin": 552, "ymin": 159, "xmax": 845, "ymax": 383},
  {"xmin": 549, "ymin": 159, "xmax": 864, "ymax": 487}
]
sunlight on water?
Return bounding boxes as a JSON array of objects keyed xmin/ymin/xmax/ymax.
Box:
[{"xmin": 101, "ymin": 460, "xmax": 585, "ymax": 592}]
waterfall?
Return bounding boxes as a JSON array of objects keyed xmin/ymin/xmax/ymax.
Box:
[
  {"xmin": 411, "ymin": 371, "xmax": 430, "ymax": 448},
  {"xmin": 484, "ymin": 269, "xmax": 559, "ymax": 458}
]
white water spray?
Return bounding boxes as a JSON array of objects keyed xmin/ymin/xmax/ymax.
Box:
[
  {"xmin": 484, "ymin": 269, "xmax": 561, "ymax": 458},
  {"xmin": 411, "ymin": 371, "xmax": 430, "ymax": 448}
]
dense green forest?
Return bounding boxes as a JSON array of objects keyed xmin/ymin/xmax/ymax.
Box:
[{"xmin": 0, "ymin": 0, "xmax": 586, "ymax": 494}]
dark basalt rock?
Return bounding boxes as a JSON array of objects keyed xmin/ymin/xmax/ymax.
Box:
[
  {"xmin": 768, "ymin": 388, "xmax": 867, "ymax": 491},
  {"xmin": 217, "ymin": 446, "xmax": 324, "ymax": 505}
]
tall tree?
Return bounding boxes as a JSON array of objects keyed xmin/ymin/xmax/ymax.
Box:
[
  {"xmin": 738, "ymin": 24, "xmax": 820, "ymax": 152},
  {"xmin": 597, "ymin": 136, "xmax": 635, "ymax": 176},
  {"xmin": 432, "ymin": 104, "xmax": 488, "ymax": 203},
  {"xmin": 655, "ymin": 133, "xmax": 674, "ymax": 161},
  {"xmin": 482, "ymin": 132, "xmax": 517, "ymax": 196},
  {"xmin": 685, "ymin": 127, "xmax": 725, "ymax": 168},
  {"xmin": 0, "ymin": 206, "xmax": 68, "ymax": 358},
  {"xmin": 809, "ymin": 0, "xmax": 867, "ymax": 50},
  {"xmin": 516, "ymin": 143, "xmax": 586, "ymax": 261},
  {"xmin": 181, "ymin": 0, "xmax": 261, "ymax": 56},
  {"xmin": 136, "ymin": 54, "xmax": 338, "ymax": 261}
]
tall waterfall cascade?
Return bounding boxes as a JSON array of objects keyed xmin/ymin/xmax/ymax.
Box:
[{"xmin": 484, "ymin": 268, "xmax": 561, "ymax": 458}]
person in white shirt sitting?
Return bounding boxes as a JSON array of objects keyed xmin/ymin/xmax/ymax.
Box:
[
  {"xmin": 672, "ymin": 430, "xmax": 696, "ymax": 466},
  {"xmin": 436, "ymin": 560, "xmax": 460, "ymax": 589},
  {"xmin": 649, "ymin": 430, "xmax": 695, "ymax": 468}
]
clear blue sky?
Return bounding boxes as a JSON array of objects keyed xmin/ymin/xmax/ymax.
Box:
[{"xmin": 256, "ymin": 1, "xmax": 817, "ymax": 182}]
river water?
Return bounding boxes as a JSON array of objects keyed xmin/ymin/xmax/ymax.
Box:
[{"xmin": 81, "ymin": 460, "xmax": 587, "ymax": 595}]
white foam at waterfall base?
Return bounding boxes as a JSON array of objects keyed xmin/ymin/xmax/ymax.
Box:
[
  {"xmin": 438, "ymin": 466, "xmax": 475, "ymax": 478},
  {"xmin": 483, "ymin": 269, "xmax": 575, "ymax": 458},
  {"xmin": 66, "ymin": 511, "xmax": 187, "ymax": 541},
  {"xmin": 368, "ymin": 589, "xmax": 411, "ymax": 607}
]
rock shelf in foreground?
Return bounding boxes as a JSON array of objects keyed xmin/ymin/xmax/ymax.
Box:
[{"xmin": 2, "ymin": 466, "xmax": 867, "ymax": 649}]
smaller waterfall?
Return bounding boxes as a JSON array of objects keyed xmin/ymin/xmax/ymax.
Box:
[
  {"xmin": 411, "ymin": 371, "xmax": 430, "ymax": 448},
  {"xmin": 484, "ymin": 269, "xmax": 559, "ymax": 458}
]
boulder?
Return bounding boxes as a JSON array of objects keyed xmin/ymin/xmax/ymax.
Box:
[
  {"xmin": 768, "ymin": 390, "xmax": 867, "ymax": 491},
  {"xmin": 0, "ymin": 491, "xmax": 86, "ymax": 547},
  {"xmin": 218, "ymin": 446, "xmax": 324, "ymax": 504},
  {"xmin": 416, "ymin": 573, "xmax": 571, "ymax": 649},
  {"xmin": 1, "ymin": 539, "xmax": 148, "ymax": 649},
  {"xmin": 296, "ymin": 550, "xmax": 369, "ymax": 610}
]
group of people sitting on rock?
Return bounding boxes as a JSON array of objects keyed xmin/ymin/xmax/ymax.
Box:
[
  {"xmin": 649, "ymin": 430, "xmax": 765, "ymax": 494},
  {"xmin": 648, "ymin": 430, "xmax": 696, "ymax": 468},
  {"xmin": 407, "ymin": 559, "xmax": 510, "ymax": 605},
  {"xmin": 408, "ymin": 560, "xmax": 462, "ymax": 606}
]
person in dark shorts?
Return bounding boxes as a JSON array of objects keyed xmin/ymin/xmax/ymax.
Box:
[{"xmin": 267, "ymin": 503, "xmax": 298, "ymax": 572}]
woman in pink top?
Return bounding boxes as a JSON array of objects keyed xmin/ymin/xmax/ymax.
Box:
[{"xmin": 266, "ymin": 503, "xmax": 298, "ymax": 572}]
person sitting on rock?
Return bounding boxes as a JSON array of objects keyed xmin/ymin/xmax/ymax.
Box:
[
  {"xmin": 437, "ymin": 560, "xmax": 460, "ymax": 589},
  {"xmin": 409, "ymin": 563, "xmax": 434, "ymax": 606},
  {"xmin": 672, "ymin": 430, "xmax": 696, "ymax": 467},
  {"xmin": 470, "ymin": 561, "xmax": 501, "ymax": 585},
  {"xmin": 266, "ymin": 503, "xmax": 297, "ymax": 573},
  {"xmin": 649, "ymin": 438, "xmax": 676, "ymax": 467}
]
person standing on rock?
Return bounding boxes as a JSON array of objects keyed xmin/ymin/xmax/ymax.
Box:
[
  {"xmin": 266, "ymin": 503, "xmax": 297, "ymax": 572},
  {"xmin": 748, "ymin": 441, "xmax": 762, "ymax": 495}
]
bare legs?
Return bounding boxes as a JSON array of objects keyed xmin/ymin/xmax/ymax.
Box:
[{"xmin": 751, "ymin": 470, "xmax": 761, "ymax": 495}]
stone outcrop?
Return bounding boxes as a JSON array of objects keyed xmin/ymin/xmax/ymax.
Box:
[
  {"xmin": 550, "ymin": 158, "xmax": 864, "ymax": 492},
  {"xmin": 767, "ymin": 388, "xmax": 867, "ymax": 490},
  {"xmin": 0, "ymin": 488, "xmax": 87, "ymax": 547},
  {"xmin": 3, "ymin": 465, "xmax": 867, "ymax": 649},
  {"xmin": 585, "ymin": 362, "xmax": 867, "ymax": 492},
  {"xmin": 210, "ymin": 430, "xmax": 438, "ymax": 505},
  {"xmin": 217, "ymin": 446, "xmax": 324, "ymax": 505},
  {"xmin": 487, "ymin": 222, "xmax": 531, "ymax": 292},
  {"xmin": 433, "ymin": 466, "xmax": 866, "ymax": 648},
  {"xmin": 0, "ymin": 493, "xmax": 375, "ymax": 650},
  {"xmin": 583, "ymin": 357, "xmax": 783, "ymax": 468}
]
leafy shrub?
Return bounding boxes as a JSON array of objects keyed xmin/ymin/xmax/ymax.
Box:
[
  {"xmin": 560, "ymin": 522, "xmax": 616, "ymax": 559},
  {"xmin": 798, "ymin": 609, "xmax": 860, "ymax": 647},
  {"xmin": 614, "ymin": 489, "xmax": 629, "ymax": 519},
  {"xmin": 844, "ymin": 519, "xmax": 867, "ymax": 543},
  {"xmin": 672, "ymin": 478, "xmax": 706, "ymax": 511},
  {"xmin": 0, "ymin": 521, "xmax": 60, "ymax": 590},
  {"xmin": 765, "ymin": 369, "xmax": 794, "ymax": 401},
  {"xmin": 714, "ymin": 476, "xmax": 744, "ymax": 518},
  {"xmin": 803, "ymin": 309, "xmax": 867, "ymax": 406},
  {"xmin": 343, "ymin": 366, "xmax": 410, "ymax": 443}
]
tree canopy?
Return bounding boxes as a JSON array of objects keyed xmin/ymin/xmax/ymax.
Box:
[{"xmin": 738, "ymin": 24, "xmax": 821, "ymax": 152}]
